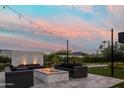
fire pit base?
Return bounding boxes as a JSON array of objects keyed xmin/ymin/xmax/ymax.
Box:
[{"xmin": 34, "ymin": 68, "xmax": 69, "ymax": 83}]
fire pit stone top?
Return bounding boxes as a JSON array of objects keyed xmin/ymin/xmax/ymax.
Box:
[{"xmin": 35, "ymin": 68, "xmax": 69, "ymax": 75}]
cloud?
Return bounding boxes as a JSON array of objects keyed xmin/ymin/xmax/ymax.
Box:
[
  {"xmin": 0, "ymin": 6, "xmax": 119, "ymax": 53},
  {"xmin": 0, "ymin": 34, "xmax": 67, "ymax": 52},
  {"xmin": 0, "ymin": 7, "xmax": 111, "ymax": 41},
  {"xmin": 0, "ymin": 12, "xmax": 113, "ymax": 41},
  {"xmin": 35, "ymin": 16, "xmax": 112, "ymax": 41},
  {"xmin": 72, "ymin": 5, "xmax": 93, "ymax": 13},
  {"xmin": 104, "ymin": 5, "xmax": 124, "ymax": 32},
  {"xmin": 107, "ymin": 5, "xmax": 124, "ymax": 16}
]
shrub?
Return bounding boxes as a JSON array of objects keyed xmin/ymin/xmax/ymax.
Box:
[
  {"xmin": 0, "ymin": 56, "xmax": 11, "ymax": 72},
  {"xmin": 51, "ymin": 56, "xmax": 60, "ymax": 65},
  {"xmin": 82, "ymin": 55, "xmax": 104, "ymax": 63},
  {"xmin": 0, "ymin": 63, "xmax": 5, "ymax": 71},
  {"xmin": 108, "ymin": 62, "xmax": 124, "ymax": 69},
  {"xmin": 0, "ymin": 56, "xmax": 11, "ymax": 63},
  {"xmin": 69, "ymin": 57, "xmax": 82, "ymax": 64},
  {"xmin": 0, "ymin": 62, "xmax": 10, "ymax": 72}
]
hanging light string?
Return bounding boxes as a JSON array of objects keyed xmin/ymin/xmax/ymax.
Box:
[
  {"xmin": 1, "ymin": 6, "xmax": 85, "ymax": 42},
  {"xmin": 1, "ymin": 5, "xmax": 56, "ymax": 36},
  {"xmin": 1, "ymin": 5, "xmax": 110, "ymax": 40},
  {"xmin": 1, "ymin": 5, "xmax": 72, "ymax": 50},
  {"xmin": 1, "ymin": 5, "xmax": 108, "ymax": 37},
  {"xmin": 1, "ymin": 5, "xmax": 100, "ymax": 36},
  {"xmin": 4, "ymin": 5, "xmax": 32, "ymax": 25},
  {"xmin": 2, "ymin": 5, "xmax": 65, "ymax": 36},
  {"xmin": 1, "ymin": 5, "xmax": 108, "ymax": 52}
]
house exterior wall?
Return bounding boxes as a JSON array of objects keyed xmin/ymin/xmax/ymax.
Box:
[{"xmin": 12, "ymin": 51, "xmax": 44, "ymax": 66}]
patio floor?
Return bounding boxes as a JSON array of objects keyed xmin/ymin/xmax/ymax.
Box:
[
  {"xmin": 0, "ymin": 72, "xmax": 124, "ymax": 88},
  {"xmin": 33, "ymin": 74, "xmax": 124, "ymax": 88}
]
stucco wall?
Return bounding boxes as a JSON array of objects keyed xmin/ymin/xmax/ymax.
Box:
[{"xmin": 12, "ymin": 51, "xmax": 44, "ymax": 66}]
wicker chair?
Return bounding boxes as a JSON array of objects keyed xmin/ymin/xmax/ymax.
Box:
[
  {"xmin": 5, "ymin": 67, "xmax": 34, "ymax": 88},
  {"xmin": 55, "ymin": 65, "xmax": 87, "ymax": 78}
]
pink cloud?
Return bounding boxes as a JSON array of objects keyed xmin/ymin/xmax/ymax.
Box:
[
  {"xmin": 35, "ymin": 16, "xmax": 113, "ymax": 41},
  {"xmin": 0, "ymin": 35, "xmax": 67, "ymax": 51},
  {"xmin": 72, "ymin": 5, "xmax": 93, "ymax": 12},
  {"xmin": 0, "ymin": 10, "xmax": 118, "ymax": 52},
  {"xmin": 107, "ymin": 5, "xmax": 124, "ymax": 16},
  {"xmin": 0, "ymin": 12, "xmax": 36, "ymax": 33},
  {"xmin": 0, "ymin": 11, "xmax": 113, "ymax": 42}
]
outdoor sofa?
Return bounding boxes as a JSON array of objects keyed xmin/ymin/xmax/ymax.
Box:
[
  {"xmin": 5, "ymin": 64, "xmax": 45, "ymax": 88},
  {"xmin": 55, "ymin": 63, "xmax": 88, "ymax": 78},
  {"xmin": 5, "ymin": 67, "xmax": 34, "ymax": 88}
]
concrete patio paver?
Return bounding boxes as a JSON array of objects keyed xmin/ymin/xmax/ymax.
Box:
[
  {"xmin": 33, "ymin": 74, "xmax": 124, "ymax": 88},
  {"xmin": 0, "ymin": 72, "xmax": 5, "ymax": 88},
  {"xmin": 0, "ymin": 72, "xmax": 124, "ymax": 88}
]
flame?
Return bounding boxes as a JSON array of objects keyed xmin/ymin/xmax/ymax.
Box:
[
  {"xmin": 44, "ymin": 68, "xmax": 51, "ymax": 71},
  {"xmin": 42, "ymin": 67, "xmax": 55, "ymax": 72}
]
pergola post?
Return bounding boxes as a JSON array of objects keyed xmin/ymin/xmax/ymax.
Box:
[
  {"xmin": 111, "ymin": 28, "xmax": 114, "ymax": 77},
  {"xmin": 67, "ymin": 40, "xmax": 69, "ymax": 64}
]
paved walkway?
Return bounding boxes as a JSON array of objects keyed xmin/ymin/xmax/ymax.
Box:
[
  {"xmin": 0, "ymin": 72, "xmax": 124, "ymax": 88},
  {"xmin": 88, "ymin": 64, "xmax": 108, "ymax": 68},
  {"xmin": 0, "ymin": 72, "xmax": 5, "ymax": 88}
]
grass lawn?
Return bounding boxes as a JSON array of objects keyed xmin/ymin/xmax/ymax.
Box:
[
  {"xmin": 88, "ymin": 67, "xmax": 124, "ymax": 79},
  {"xmin": 111, "ymin": 82, "xmax": 124, "ymax": 88},
  {"xmin": 88, "ymin": 67, "xmax": 124, "ymax": 88}
]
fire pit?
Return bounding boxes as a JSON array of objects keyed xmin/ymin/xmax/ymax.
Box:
[
  {"xmin": 42, "ymin": 67, "xmax": 55, "ymax": 72},
  {"xmin": 34, "ymin": 68, "xmax": 69, "ymax": 83}
]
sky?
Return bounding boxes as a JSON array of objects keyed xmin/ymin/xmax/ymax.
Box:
[{"xmin": 0, "ymin": 5, "xmax": 123, "ymax": 53}]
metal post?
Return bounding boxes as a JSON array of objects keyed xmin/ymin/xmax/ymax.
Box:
[
  {"xmin": 67, "ymin": 40, "xmax": 69, "ymax": 64},
  {"xmin": 111, "ymin": 28, "xmax": 114, "ymax": 77}
]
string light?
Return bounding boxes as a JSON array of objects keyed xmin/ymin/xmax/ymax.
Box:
[
  {"xmin": 0, "ymin": 5, "xmax": 109, "ymax": 42},
  {"xmin": 0, "ymin": 5, "xmax": 95, "ymax": 52},
  {"xmin": 0, "ymin": 5, "xmax": 105, "ymax": 38},
  {"xmin": 0, "ymin": 5, "xmax": 95, "ymax": 38}
]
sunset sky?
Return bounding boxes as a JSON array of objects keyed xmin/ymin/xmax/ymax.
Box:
[{"xmin": 0, "ymin": 5, "xmax": 123, "ymax": 53}]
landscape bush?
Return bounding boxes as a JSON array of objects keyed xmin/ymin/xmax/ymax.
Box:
[
  {"xmin": 69, "ymin": 57, "xmax": 82, "ymax": 64},
  {"xmin": 51, "ymin": 55, "xmax": 60, "ymax": 65},
  {"xmin": 108, "ymin": 62, "xmax": 124, "ymax": 69},
  {"xmin": 0, "ymin": 62, "xmax": 10, "ymax": 72},
  {"xmin": 82, "ymin": 55, "xmax": 104, "ymax": 63},
  {"xmin": 0, "ymin": 56, "xmax": 11, "ymax": 63},
  {"xmin": 0, "ymin": 56, "xmax": 11, "ymax": 71}
]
